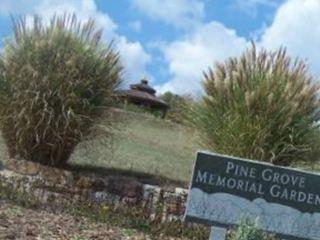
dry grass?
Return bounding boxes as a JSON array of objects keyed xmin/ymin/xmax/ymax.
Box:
[{"xmin": 0, "ymin": 202, "xmax": 187, "ymax": 240}]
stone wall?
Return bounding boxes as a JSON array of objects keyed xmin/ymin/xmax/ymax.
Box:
[{"xmin": 0, "ymin": 158, "xmax": 188, "ymax": 222}]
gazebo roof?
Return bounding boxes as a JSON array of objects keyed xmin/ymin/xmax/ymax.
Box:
[
  {"xmin": 130, "ymin": 79, "xmax": 156, "ymax": 95},
  {"xmin": 116, "ymin": 79, "xmax": 168, "ymax": 110}
]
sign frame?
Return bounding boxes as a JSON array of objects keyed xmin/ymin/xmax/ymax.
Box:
[{"xmin": 185, "ymin": 151, "xmax": 320, "ymax": 240}]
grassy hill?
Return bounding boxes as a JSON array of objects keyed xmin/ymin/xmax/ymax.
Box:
[
  {"xmin": 67, "ymin": 108, "xmax": 320, "ymax": 185},
  {"xmin": 69, "ymin": 109, "xmax": 199, "ymax": 186}
]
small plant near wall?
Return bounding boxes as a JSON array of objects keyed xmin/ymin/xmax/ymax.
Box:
[
  {"xmin": 190, "ymin": 43, "xmax": 320, "ymax": 166},
  {"xmin": 229, "ymin": 220, "xmax": 278, "ymax": 240},
  {"xmin": 0, "ymin": 14, "xmax": 122, "ymax": 166}
]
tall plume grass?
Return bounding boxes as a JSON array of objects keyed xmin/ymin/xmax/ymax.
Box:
[
  {"xmin": 0, "ymin": 14, "xmax": 122, "ymax": 166},
  {"xmin": 190, "ymin": 44, "xmax": 320, "ymax": 166}
]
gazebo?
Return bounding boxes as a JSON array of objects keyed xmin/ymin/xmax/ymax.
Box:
[{"xmin": 116, "ymin": 79, "xmax": 169, "ymax": 117}]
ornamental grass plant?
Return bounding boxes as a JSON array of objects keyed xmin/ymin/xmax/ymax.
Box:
[
  {"xmin": 190, "ymin": 44, "xmax": 320, "ymax": 166},
  {"xmin": 0, "ymin": 14, "xmax": 122, "ymax": 166}
]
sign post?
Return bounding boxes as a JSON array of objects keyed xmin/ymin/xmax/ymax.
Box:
[
  {"xmin": 185, "ymin": 151, "xmax": 320, "ymax": 240},
  {"xmin": 209, "ymin": 227, "xmax": 226, "ymax": 240}
]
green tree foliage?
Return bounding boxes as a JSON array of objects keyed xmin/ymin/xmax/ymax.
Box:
[
  {"xmin": 0, "ymin": 14, "xmax": 122, "ymax": 166},
  {"xmin": 190, "ymin": 44, "xmax": 320, "ymax": 165},
  {"xmin": 160, "ymin": 91, "xmax": 193, "ymax": 124}
]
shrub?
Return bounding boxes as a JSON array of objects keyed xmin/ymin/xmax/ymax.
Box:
[
  {"xmin": 119, "ymin": 102, "xmax": 164, "ymax": 118},
  {"xmin": 229, "ymin": 220, "xmax": 278, "ymax": 240},
  {"xmin": 190, "ymin": 44, "xmax": 320, "ymax": 165},
  {"xmin": 0, "ymin": 14, "xmax": 122, "ymax": 166},
  {"xmin": 159, "ymin": 91, "xmax": 193, "ymax": 124}
]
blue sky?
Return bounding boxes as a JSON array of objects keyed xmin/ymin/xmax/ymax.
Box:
[{"xmin": 0, "ymin": 0, "xmax": 319, "ymax": 95}]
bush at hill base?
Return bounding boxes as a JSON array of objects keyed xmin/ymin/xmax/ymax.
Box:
[
  {"xmin": 159, "ymin": 91, "xmax": 193, "ymax": 124},
  {"xmin": 190, "ymin": 44, "xmax": 320, "ymax": 166},
  {"xmin": 0, "ymin": 14, "xmax": 122, "ymax": 166}
]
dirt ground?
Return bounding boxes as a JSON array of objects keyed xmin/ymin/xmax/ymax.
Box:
[{"xmin": 0, "ymin": 202, "xmax": 185, "ymax": 240}]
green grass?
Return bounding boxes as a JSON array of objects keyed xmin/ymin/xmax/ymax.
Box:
[{"xmin": 69, "ymin": 109, "xmax": 199, "ymax": 185}]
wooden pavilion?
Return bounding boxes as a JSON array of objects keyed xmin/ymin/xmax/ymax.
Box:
[{"xmin": 116, "ymin": 79, "xmax": 169, "ymax": 117}]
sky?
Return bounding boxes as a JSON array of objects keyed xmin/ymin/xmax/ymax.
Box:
[{"xmin": 0, "ymin": 0, "xmax": 319, "ymax": 96}]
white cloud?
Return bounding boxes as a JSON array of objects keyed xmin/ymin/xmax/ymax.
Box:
[
  {"xmin": 117, "ymin": 37, "xmax": 151, "ymax": 85},
  {"xmin": 5, "ymin": 0, "xmax": 320, "ymax": 96},
  {"xmin": 30, "ymin": 0, "xmax": 117, "ymax": 38},
  {"xmin": 128, "ymin": 20, "xmax": 142, "ymax": 32},
  {"xmin": 0, "ymin": 0, "xmax": 151, "ymax": 86},
  {"xmin": 156, "ymin": 22, "xmax": 248, "ymax": 95},
  {"xmin": 260, "ymin": 0, "xmax": 320, "ymax": 76},
  {"xmin": 157, "ymin": 0, "xmax": 320, "ymax": 95},
  {"xmin": 0, "ymin": 0, "xmax": 14, "ymax": 15},
  {"xmin": 131, "ymin": 0, "xmax": 204, "ymax": 29},
  {"xmin": 235, "ymin": 0, "xmax": 281, "ymax": 8},
  {"xmin": 234, "ymin": 0, "xmax": 282, "ymax": 17},
  {"xmin": 0, "ymin": 0, "xmax": 111, "ymax": 25},
  {"xmin": 0, "ymin": 0, "xmax": 37, "ymax": 16}
]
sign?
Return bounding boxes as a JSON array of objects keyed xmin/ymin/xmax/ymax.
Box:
[{"xmin": 185, "ymin": 151, "xmax": 320, "ymax": 240}]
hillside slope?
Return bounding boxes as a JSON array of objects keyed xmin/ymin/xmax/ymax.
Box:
[{"xmin": 70, "ymin": 109, "xmax": 199, "ymax": 185}]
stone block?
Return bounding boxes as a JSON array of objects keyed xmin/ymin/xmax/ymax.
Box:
[
  {"xmin": 91, "ymin": 191, "xmax": 121, "ymax": 204},
  {"xmin": 39, "ymin": 166, "xmax": 73, "ymax": 186},
  {"xmin": 3, "ymin": 158, "xmax": 40, "ymax": 175},
  {"xmin": 106, "ymin": 177, "xmax": 142, "ymax": 198},
  {"xmin": 0, "ymin": 159, "xmax": 189, "ymax": 224}
]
